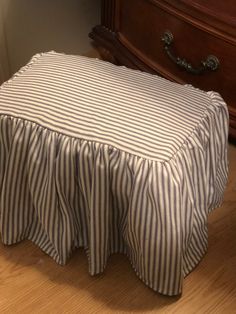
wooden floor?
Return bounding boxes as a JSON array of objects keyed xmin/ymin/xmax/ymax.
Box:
[{"xmin": 0, "ymin": 143, "xmax": 235, "ymax": 314}]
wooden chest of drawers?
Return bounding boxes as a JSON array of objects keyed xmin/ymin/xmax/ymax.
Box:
[{"xmin": 90, "ymin": 0, "xmax": 236, "ymax": 139}]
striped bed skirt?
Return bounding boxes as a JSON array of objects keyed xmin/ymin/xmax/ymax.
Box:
[{"xmin": 0, "ymin": 52, "xmax": 229, "ymax": 296}]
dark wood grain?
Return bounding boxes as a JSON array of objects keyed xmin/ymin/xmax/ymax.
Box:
[{"xmin": 90, "ymin": 0, "xmax": 236, "ymax": 139}]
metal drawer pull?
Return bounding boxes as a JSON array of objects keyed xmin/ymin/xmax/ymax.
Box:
[{"xmin": 161, "ymin": 30, "xmax": 220, "ymax": 75}]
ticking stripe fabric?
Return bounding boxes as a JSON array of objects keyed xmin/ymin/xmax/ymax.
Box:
[{"xmin": 0, "ymin": 52, "xmax": 228, "ymax": 295}]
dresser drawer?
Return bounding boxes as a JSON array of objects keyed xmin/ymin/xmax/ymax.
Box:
[{"xmin": 117, "ymin": 0, "xmax": 236, "ymax": 118}]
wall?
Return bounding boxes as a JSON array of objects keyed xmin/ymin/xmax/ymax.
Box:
[
  {"xmin": 0, "ymin": 0, "xmax": 10, "ymax": 83},
  {"xmin": 0, "ymin": 0, "xmax": 100, "ymax": 78}
]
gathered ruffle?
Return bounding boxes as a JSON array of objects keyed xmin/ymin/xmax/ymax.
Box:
[{"xmin": 0, "ymin": 88, "xmax": 228, "ymax": 296}]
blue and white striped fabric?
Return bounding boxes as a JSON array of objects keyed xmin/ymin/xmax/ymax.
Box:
[{"xmin": 0, "ymin": 52, "xmax": 228, "ymax": 295}]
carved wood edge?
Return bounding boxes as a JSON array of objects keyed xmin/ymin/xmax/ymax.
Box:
[{"xmin": 89, "ymin": 26, "xmax": 156, "ymax": 72}]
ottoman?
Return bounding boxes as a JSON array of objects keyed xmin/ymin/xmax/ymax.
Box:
[{"xmin": 0, "ymin": 52, "xmax": 228, "ymax": 295}]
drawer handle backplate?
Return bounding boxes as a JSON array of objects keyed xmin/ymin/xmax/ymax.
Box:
[{"xmin": 161, "ymin": 31, "xmax": 220, "ymax": 75}]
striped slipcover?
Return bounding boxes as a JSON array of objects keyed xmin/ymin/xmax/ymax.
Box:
[{"xmin": 0, "ymin": 52, "xmax": 228, "ymax": 295}]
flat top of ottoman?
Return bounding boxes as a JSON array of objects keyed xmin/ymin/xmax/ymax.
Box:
[{"xmin": 0, "ymin": 51, "xmax": 227, "ymax": 161}]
